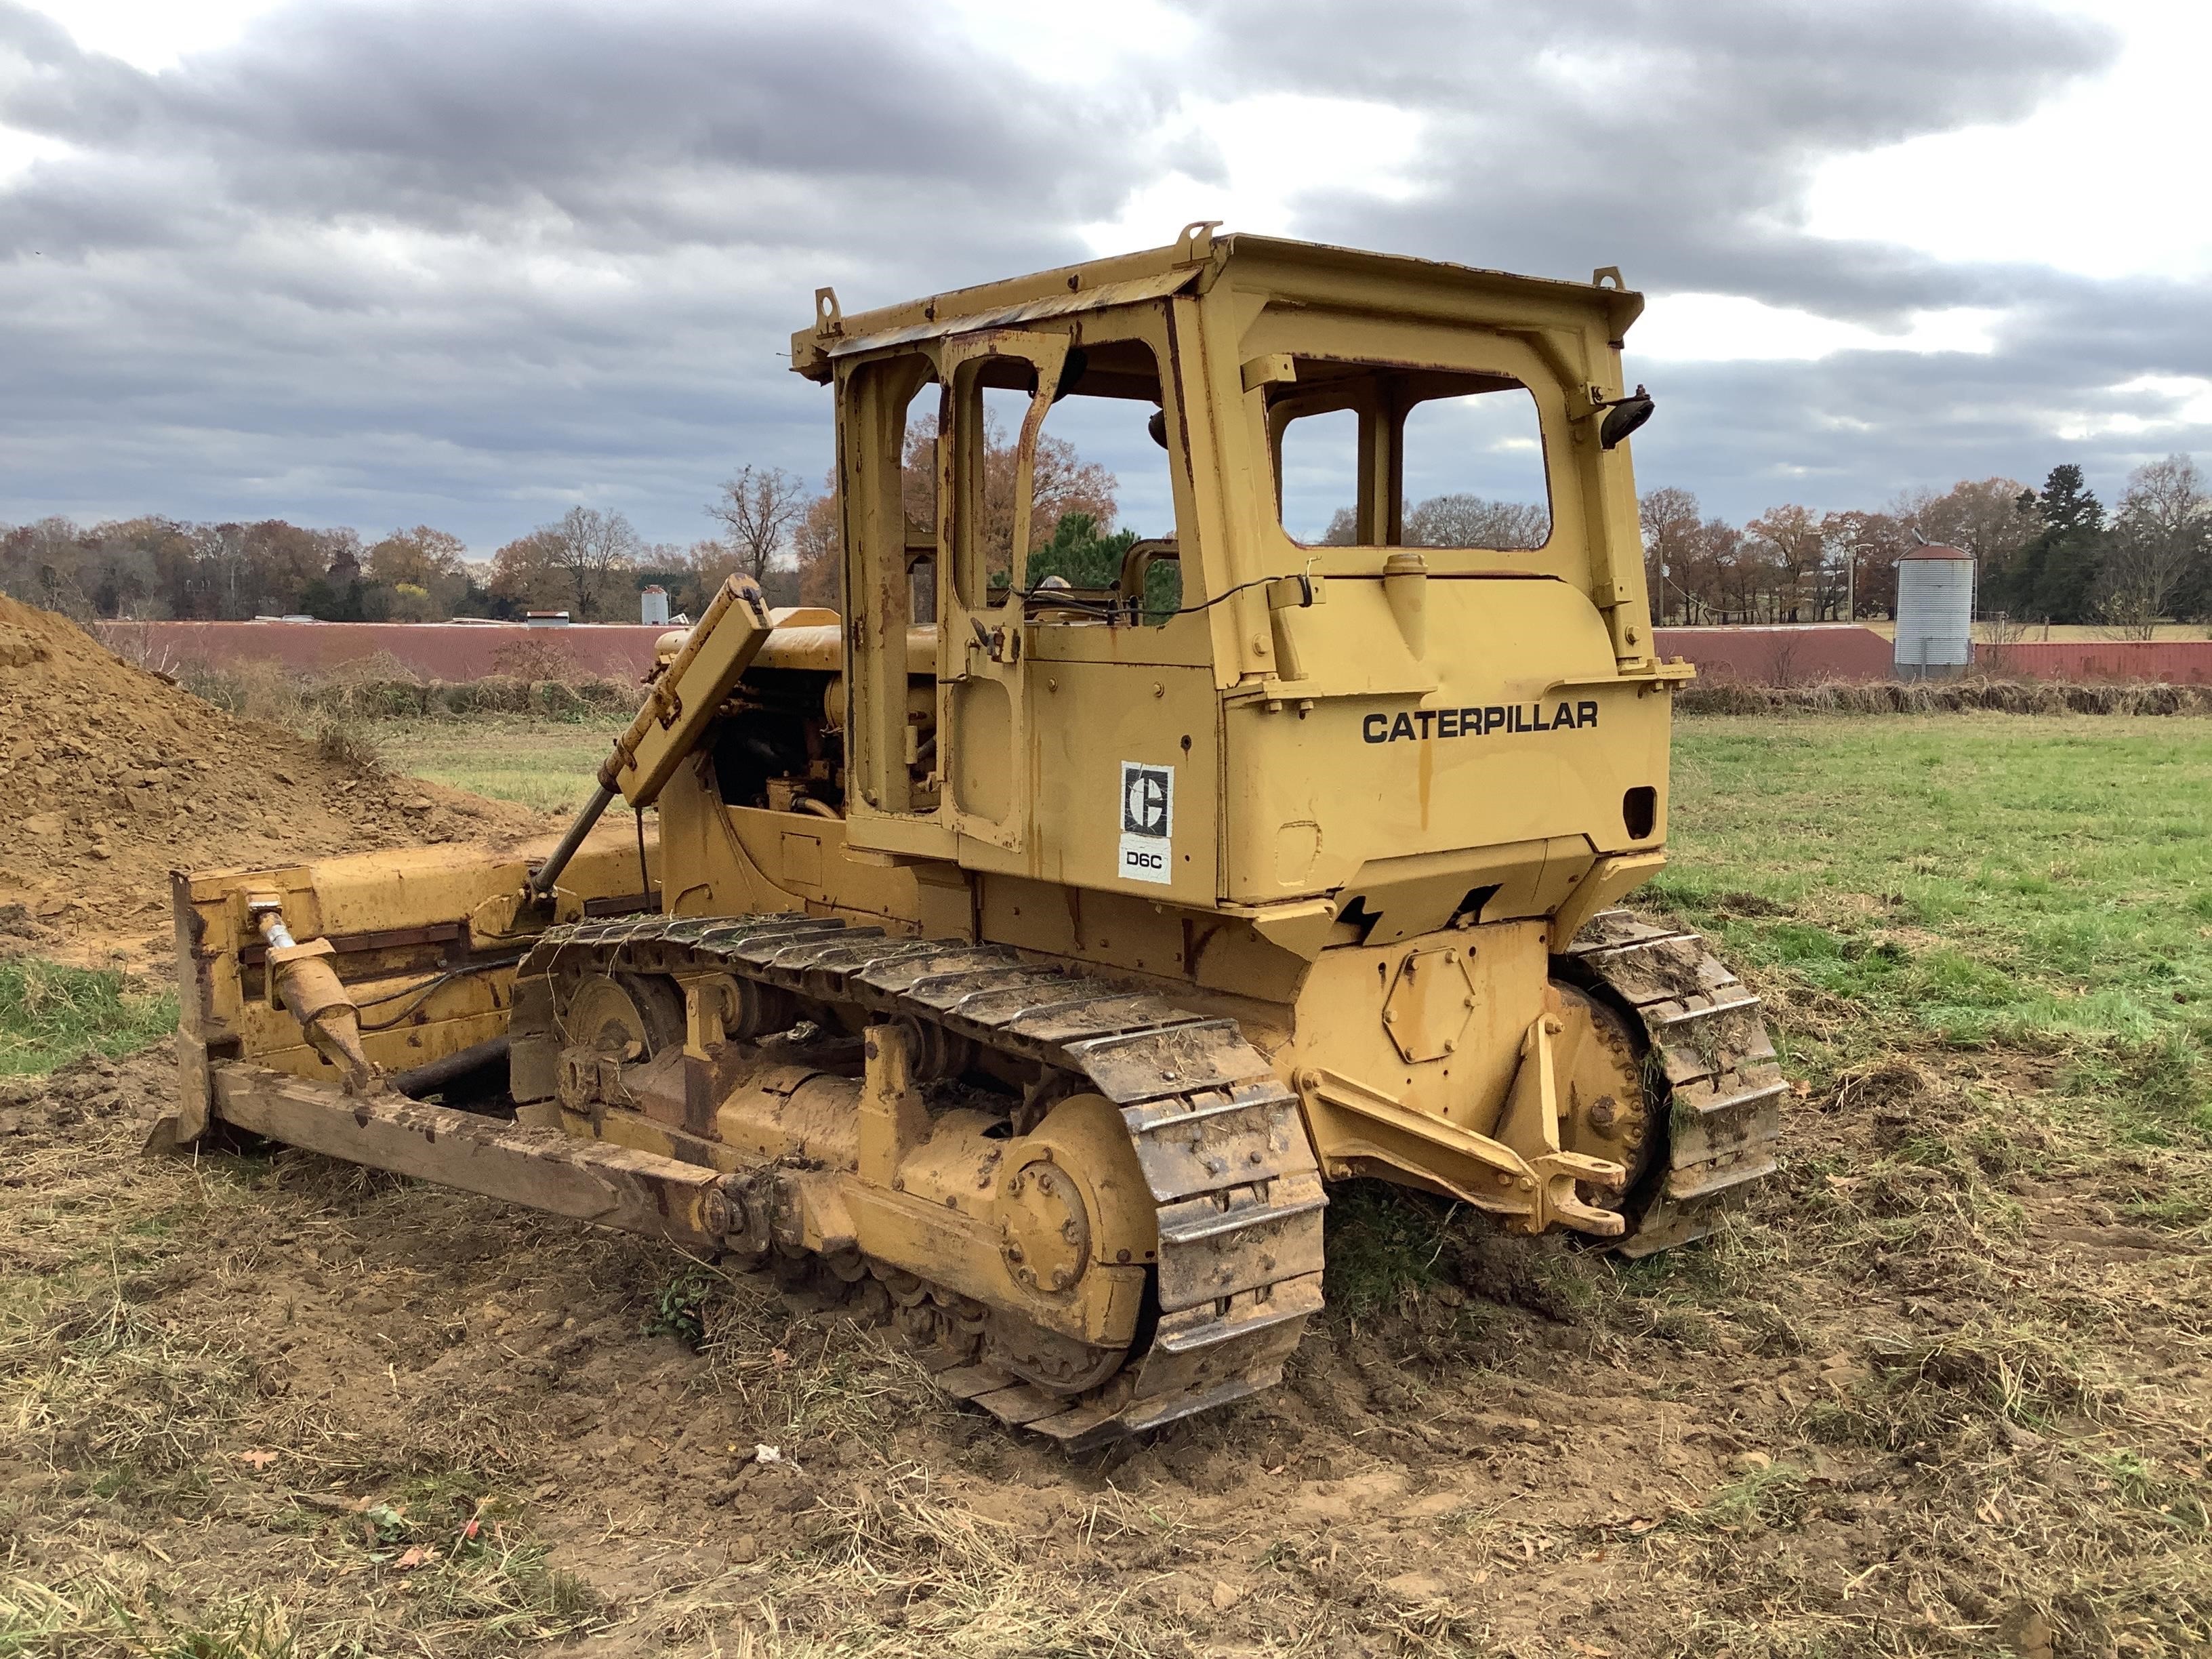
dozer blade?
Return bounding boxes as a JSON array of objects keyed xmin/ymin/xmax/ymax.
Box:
[
  {"xmin": 171, "ymin": 828, "xmax": 655, "ymax": 1142},
  {"xmin": 201, "ymin": 1063, "xmax": 731, "ymax": 1248}
]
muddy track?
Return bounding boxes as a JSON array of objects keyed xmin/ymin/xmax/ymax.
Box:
[
  {"xmin": 511, "ymin": 914, "xmax": 1328, "ymax": 1450},
  {"xmin": 1562, "ymin": 908, "xmax": 1787, "ymax": 1255}
]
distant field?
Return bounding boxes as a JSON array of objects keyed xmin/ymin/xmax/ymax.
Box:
[{"xmin": 373, "ymin": 714, "xmax": 616, "ymax": 815}]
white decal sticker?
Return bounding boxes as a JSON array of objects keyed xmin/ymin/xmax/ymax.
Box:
[{"xmin": 1117, "ymin": 762, "xmax": 1173, "ymax": 885}]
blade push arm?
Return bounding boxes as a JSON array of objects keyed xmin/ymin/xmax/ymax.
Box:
[{"xmin": 530, "ymin": 574, "xmax": 775, "ymax": 899}]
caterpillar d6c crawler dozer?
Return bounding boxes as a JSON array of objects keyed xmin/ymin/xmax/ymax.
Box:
[{"xmin": 168, "ymin": 226, "xmax": 1784, "ymax": 1448}]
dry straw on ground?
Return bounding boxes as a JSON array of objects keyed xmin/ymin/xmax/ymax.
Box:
[{"xmin": 1677, "ymin": 676, "xmax": 2212, "ymax": 716}]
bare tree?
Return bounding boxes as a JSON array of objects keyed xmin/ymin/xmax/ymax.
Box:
[
  {"xmin": 708, "ymin": 466, "xmax": 809, "ymax": 584},
  {"xmin": 1982, "ymin": 607, "xmax": 2030, "ymax": 672},
  {"xmin": 538, "ymin": 506, "xmax": 641, "ymax": 621},
  {"xmin": 1404, "ymin": 493, "xmax": 1549, "ymax": 550},
  {"xmin": 1745, "ymin": 504, "xmax": 1824, "ymax": 623},
  {"xmin": 1639, "ymin": 487, "xmax": 1702, "ymax": 624},
  {"xmin": 0, "ymin": 517, "xmax": 94, "ymax": 617},
  {"xmin": 2096, "ymin": 453, "xmax": 2209, "ymax": 639},
  {"xmin": 1893, "ymin": 477, "xmax": 2035, "ymax": 578},
  {"xmin": 792, "ymin": 480, "xmax": 840, "ymax": 608}
]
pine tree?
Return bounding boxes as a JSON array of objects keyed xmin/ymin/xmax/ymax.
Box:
[
  {"xmin": 1022, "ymin": 512, "xmax": 1181, "ymax": 617},
  {"xmin": 1996, "ymin": 465, "xmax": 2106, "ymax": 623}
]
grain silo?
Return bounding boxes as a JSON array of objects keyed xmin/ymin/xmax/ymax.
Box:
[
  {"xmin": 1893, "ymin": 545, "xmax": 1974, "ymax": 680},
  {"xmin": 640, "ymin": 585, "xmax": 671, "ymax": 626}
]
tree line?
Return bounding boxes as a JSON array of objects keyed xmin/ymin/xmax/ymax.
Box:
[
  {"xmin": 7, "ymin": 449, "xmax": 2204, "ymax": 636},
  {"xmin": 1635, "ymin": 455, "xmax": 2211, "ymax": 635},
  {"xmin": 0, "ymin": 469, "xmax": 832, "ymax": 626}
]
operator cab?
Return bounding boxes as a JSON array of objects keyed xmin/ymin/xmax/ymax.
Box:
[{"xmin": 794, "ymin": 227, "xmax": 1664, "ymax": 916}]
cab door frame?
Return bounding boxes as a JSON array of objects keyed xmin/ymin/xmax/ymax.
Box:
[
  {"xmin": 836, "ymin": 329, "xmax": 1071, "ymax": 863},
  {"xmin": 932, "ymin": 327, "xmax": 1069, "ymax": 855}
]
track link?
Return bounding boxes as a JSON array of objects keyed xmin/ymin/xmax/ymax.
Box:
[
  {"xmin": 512, "ymin": 914, "xmax": 1326, "ymax": 1450},
  {"xmin": 1561, "ymin": 909, "xmax": 1786, "ymax": 1256}
]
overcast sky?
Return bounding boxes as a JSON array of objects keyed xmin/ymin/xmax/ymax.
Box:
[{"xmin": 3, "ymin": 0, "xmax": 2206, "ymax": 554}]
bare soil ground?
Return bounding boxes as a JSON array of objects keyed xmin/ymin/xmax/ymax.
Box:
[{"xmin": 3, "ymin": 1003, "xmax": 2207, "ymax": 1656}]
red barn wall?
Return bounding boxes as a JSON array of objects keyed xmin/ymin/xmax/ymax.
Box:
[
  {"xmin": 1978, "ymin": 642, "xmax": 2212, "ymax": 684},
  {"xmin": 94, "ymin": 619, "xmax": 2212, "ymax": 688},
  {"xmin": 1652, "ymin": 626, "xmax": 1895, "ymax": 682}
]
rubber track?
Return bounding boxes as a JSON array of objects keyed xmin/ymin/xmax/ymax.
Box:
[
  {"xmin": 513, "ymin": 914, "xmax": 1327, "ymax": 1450},
  {"xmin": 1561, "ymin": 909, "xmax": 1787, "ymax": 1256}
]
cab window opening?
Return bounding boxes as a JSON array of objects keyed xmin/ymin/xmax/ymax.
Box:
[
  {"xmin": 842, "ymin": 352, "xmax": 941, "ymax": 816},
  {"xmin": 900, "ymin": 377, "xmax": 938, "ymax": 624},
  {"xmin": 1269, "ymin": 360, "xmax": 1551, "ymax": 553},
  {"xmin": 946, "ymin": 333, "xmax": 1181, "ymax": 621}
]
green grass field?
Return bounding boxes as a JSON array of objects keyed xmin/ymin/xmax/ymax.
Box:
[
  {"xmin": 371, "ymin": 714, "xmax": 619, "ymax": 815},
  {"xmin": 0, "ymin": 960, "xmax": 178, "ymax": 1077},
  {"xmin": 1663, "ymin": 715, "xmax": 2211, "ymax": 1134}
]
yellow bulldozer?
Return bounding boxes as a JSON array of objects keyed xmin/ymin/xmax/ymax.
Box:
[{"xmin": 167, "ymin": 226, "xmax": 1782, "ymax": 1448}]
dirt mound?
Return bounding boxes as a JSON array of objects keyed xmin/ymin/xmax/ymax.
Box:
[{"xmin": 0, "ymin": 596, "xmax": 551, "ymax": 958}]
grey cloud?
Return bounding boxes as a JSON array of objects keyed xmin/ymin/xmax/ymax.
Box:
[
  {"xmin": 1189, "ymin": 0, "xmax": 2117, "ymax": 320},
  {"xmin": 0, "ymin": 0, "xmax": 2198, "ymax": 549},
  {"xmin": 2, "ymin": 2, "xmax": 1140, "ymax": 260},
  {"xmin": 1627, "ymin": 272, "xmax": 2212, "ymax": 520}
]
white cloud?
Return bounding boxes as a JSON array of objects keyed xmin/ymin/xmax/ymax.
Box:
[
  {"xmin": 2054, "ymin": 373, "xmax": 2212, "ymax": 441},
  {"xmin": 0, "ymin": 125, "xmax": 70, "ymax": 185},
  {"xmin": 1631, "ymin": 293, "xmax": 2003, "ymax": 363},
  {"xmin": 1805, "ymin": 0, "xmax": 2212, "ymax": 281},
  {"xmin": 15, "ymin": 0, "xmax": 292, "ymax": 71},
  {"xmin": 940, "ymin": 0, "xmax": 1196, "ymax": 85},
  {"xmin": 1078, "ymin": 93, "xmax": 1427, "ymax": 254}
]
